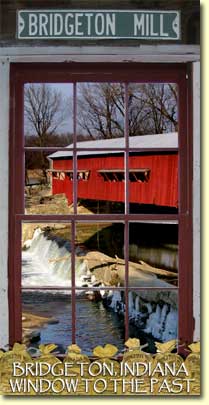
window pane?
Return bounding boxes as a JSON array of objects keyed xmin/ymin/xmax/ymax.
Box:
[
  {"xmin": 22, "ymin": 222, "xmax": 72, "ymax": 288},
  {"xmin": 129, "ymin": 221, "xmax": 178, "ymax": 287},
  {"xmin": 77, "ymin": 153, "xmax": 125, "ymax": 214},
  {"xmin": 128, "ymin": 290, "xmax": 178, "ymax": 353},
  {"xmin": 25, "ymin": 151, "xmax": 73, "ymax": 214},
  {"xmin": 75, "ymin": 290, "xmax": 125, "ymax": 355},
  {"xmin": 22, "ymin": 222, "xmax": 72, "ymax": 350},
  {"xmin": 75, "ymin": 222, "xmax": 125, "ymax": 288},
  {"xmin": 128, "ymin": 83, "xmax": 178, "ymax": 144},
  {"xmin": 129, "ymin": 151, "xmax": 178, "ymax": 214},
  {"xmin": 76, "ymin": 82, "xmax": 125, "ymax": 145},
  {"xmin": 22, "ymin": 291, "xmax": 72, "ymax": 351},
  {"xmin": 24, "ymin": 83, "xmax": 73, "ymax": 147}
]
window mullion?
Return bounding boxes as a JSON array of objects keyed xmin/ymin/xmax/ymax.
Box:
[
  {"xmin": 73, "ymin": 82, "xmax": 77, "ymax": 215},
  {"xmin": 124, "ymin": 219, "xmax": 129, "ymax": 341},
  {"xmin": 71, "ymin": 219, "xmax": 76, "ymax": 344},
  {"xmin": 124, "ymin": 83, "xmax": 129, "ymax": 216},
  {"xmin": 124, "ymin": 83, "xmax": 130, "ymax": 341}
]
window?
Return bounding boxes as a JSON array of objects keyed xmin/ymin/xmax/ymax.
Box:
[
  {"xmin": 99, "ymin": 169, "xmax": 150, "ymax": 182},
  {"xmin": 9, "ymin": 63, "xmax": 193, "ymax": 355}
]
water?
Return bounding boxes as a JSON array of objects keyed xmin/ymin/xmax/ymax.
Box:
[
  {"xmin": 22, "ymin": 291, "xmax": 125, "ymax": 355},
  {"xmin": 22, "ymin": 228, "xmax": 178, "ymax": 354},
  {"xmin": 22, "ymin": 228, "xmax": 88, "ymax": 289},
  {"xmin": 22, "ymin": 229, "xmax": 126, "ymax": 353}
]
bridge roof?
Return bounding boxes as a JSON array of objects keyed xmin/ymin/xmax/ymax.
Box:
[{"xmin": 48, "ymin": 132, "xmax": 178, "ymax": 159}]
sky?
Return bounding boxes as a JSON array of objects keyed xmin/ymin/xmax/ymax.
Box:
[{"xmin": 24, "ymin": 83, "xmax": 74, "ymax": 133}]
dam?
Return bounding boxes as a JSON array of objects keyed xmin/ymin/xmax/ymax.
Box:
[{"xmin": 22, "ymin": 225, "xmax": 178, "ymax": 354}]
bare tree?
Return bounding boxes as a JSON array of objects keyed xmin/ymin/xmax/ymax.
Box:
[
  {"xmin": 77, "ymin": 83, "xmax": 125, "ymax": 139},
  {"xmin": 24, "ymin": 84, "xmax": 69, "ymax": 146},
  {"xmin": 132, "ymin": 83, "xmax": 178, "ymax": 133},
  {"xmin": 77, "ymin": 82, "xmax": 178, "ymax": 140},
  {"xmin": 24, "ymin": 84, "xmax": 70, "ymax": 180}
]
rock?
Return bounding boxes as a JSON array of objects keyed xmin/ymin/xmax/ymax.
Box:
[
  {"xmin": 91, "ymin": 280, "xmax": 102, "ymax": 287},
  {"xmin": 25, "ymin": 193, "xmax": 70, "ymax": 215},
  {"xmin": 83, "ymin": 251, "xmax": 176, "ymax": 288},
  {"xmin": 22, "ymin": 329, "xmax": 41, "ymax": 344},
  {"xmin": 22, "ymin": 312, "xmax": 59, "ymax": 345},
  {"xmin": 47, "ymin": 318, "xmax": 59, "ymax": 325},
  {"xmin": 85, "ymin": 291, "xmax": 102, "ymax": 302},
  {"xmin": 22, "ymin": 312, "xmax": 59, "ymax": 329}
]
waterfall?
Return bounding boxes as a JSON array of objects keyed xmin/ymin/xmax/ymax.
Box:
[
  {"xmin": 22, "ymin": 228, "xmax": 88, "ymax": 290},
  {"xmin": 23, "ymin": 227, "xmax": 178, "ymax": 343}
]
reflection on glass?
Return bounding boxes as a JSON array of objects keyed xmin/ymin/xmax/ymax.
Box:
[
  {"xmin": 25, "ymin": 151, "xmax": 73, "ymax": 214},
  {"xmin": 75, "ymin": 222, "xmax": 124, "ymax": 288},
  {"xmin": 129, "ymin": 151, "xmax": 178, "ymax": 214},
  {"xmin": 22, "ymin": 222, "xmax": 72, "ymax": 288},
  {"xmin": 76, "ymin": 82, "xmax": 125, "ymax": 144},
  {"xmin": 22, "ymin": 292, "xmax": 72, "ymax": 350},
  {"xmin": 24, "ymin": 83, "xmax": 73, "ymax": 147},
  {"xmin": 77, "ymin": 153, "xmax": 125, "ymax": 214},
  {"xmin": 129, "ymin": 222, "xmax": 178, "ymax": 287},
  {"xmin": 128, "ymin": 290, "xmax": 178, "ymax": 353},
  {"xmin": 75, "ymin": 290, "xmax": 125, "ymax": 355},
  {"xmin": 128, "ymin": 83, "xmax": 178, "ymax": 139}
]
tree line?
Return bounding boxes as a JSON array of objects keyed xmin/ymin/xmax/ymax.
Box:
[{"xmin": 24, "ymin": 82, "xmax": 178, "ymax": 180}]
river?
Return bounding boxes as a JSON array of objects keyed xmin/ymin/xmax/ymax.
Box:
[
  {"xmin": 22, "ymin": 227, "xmax": 178, "ymax": 354},
  {"xmin": 22, "ymin": 291, "xmax": 126, "ymax": 354}
]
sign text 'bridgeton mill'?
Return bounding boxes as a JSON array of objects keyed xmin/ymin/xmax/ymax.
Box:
[{"xmin": 17, "ymin": 10, "xmax": 180, "ymax": 40}]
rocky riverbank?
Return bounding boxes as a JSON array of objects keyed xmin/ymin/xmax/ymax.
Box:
[
  {"xmin": 79, "ymin": 251, "xmax": 177, "ymax": 288},
  {"xmin": 22, "ymin": 226, "xmax": 178, "ymax": 347},
  {"xmin": 22, "ymin": 312, "xmax": 59, "ymax": 344},
  {"xmin": 74, "ymin": 252, "xmax": 178, "ymax": 343}
]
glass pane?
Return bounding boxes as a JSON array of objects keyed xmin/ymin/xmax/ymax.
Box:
[
  {"xmin": 22, "ymin": 222, "xmax": 72, "ymax": 288},
  {"xmin": 129, "ymin": 152, "xmax": 178, "ymax": 214},
  {"xmin": 128, "ymin": 290, "xmax": 178, "ymax": 353},
  {"xmin": 129, "ymin": 222, "xmax": 178, "ymax": 287},
  {"xmin": 75, "ymin": 222, "xmax": 124, "ymax": 288},
  {"xmin": 75, "ymin": 290, "xmax": 125, "ymax": 355},
  {"xmin": 25, "ymin": 151, "xmax": 73, "ymax": 214},
  {"xmin": 22, "ymin": 291, "xmax": 72, "ymax": 351},
  {"xmin": 77, "ymin": 153, "xmax": 125, "ymax": 214},
  {"xmin": 76, "ymin": 82, "xmax": 125, "ymax": 145},
  {"xmin": 24, "ymin": 83, "xmax": 73, "ymax": 147},
  {"xmin": 22, "ymin": 222, "xmax": 72, "ymax": 350},
  {"xmin": 128, "ymin": 83, "xmax": 178, "ymax": 145}
]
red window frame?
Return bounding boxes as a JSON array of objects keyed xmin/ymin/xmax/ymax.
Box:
[{"xmin": 9, "ymin": 62, "xmax": 193, "ymax": 355}]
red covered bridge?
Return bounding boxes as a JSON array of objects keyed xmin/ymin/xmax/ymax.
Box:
[{"xmin": 48, "ymin": 133, "xmax": 178, "ymax": 209}]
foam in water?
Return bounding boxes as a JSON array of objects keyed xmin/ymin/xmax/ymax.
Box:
[
  {"xmin": 22, "ymin": 228, "xmax": 88, "ymax": 290},
  {"xmin": 22, "ymin": 228, "xmax": 178, "ymax": 343}
]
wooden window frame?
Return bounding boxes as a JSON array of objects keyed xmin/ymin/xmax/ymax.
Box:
[{"xmin": 9, "ymin": 62, "xmax": 193, "ymax": 355}]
